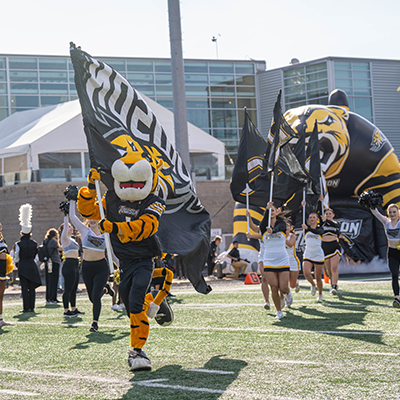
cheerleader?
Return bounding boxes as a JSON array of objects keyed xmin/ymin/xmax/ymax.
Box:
[
  {"xmin": 286, "ymin": 223, "xmax": 300, "ymax": 294},
  {"xmin": 0, "ymin": 222, "xmax": 13, "ymax": 326},
  {"xmin": 321, "ymin": 209, "xmax": 342, "ymax": 295},
  {"xmin": 247, "ymin": 202, "xmax": 291, "ymax": 319},
  {"xmin": 370, "ymin": 203, "xmax": 400, "ymax": 308},
  {"xmin": 301, "ymin": 204, "xmax": 325, "ymax": 301}
]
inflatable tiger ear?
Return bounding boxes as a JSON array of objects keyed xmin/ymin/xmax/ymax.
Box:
[{"xmin": 111, "ymin": 150, "xmax": 163, "ymax": 202}]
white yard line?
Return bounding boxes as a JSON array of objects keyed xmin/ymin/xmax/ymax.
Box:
[
  {"xmin": 0, "ymin": 389, "xmax": 39, "ymax": 396},
  {"xmin": 352, "ymin": 351, "xmax": 399, "ymax": 356},
  {"xmin": 183, "ymin": 368, "xmax": 234, "ymax": 374}
]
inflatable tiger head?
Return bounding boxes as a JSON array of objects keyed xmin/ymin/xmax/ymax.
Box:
[{"xmin": 284, "ymin": 104, "xmax": 350, "ymax": 179}]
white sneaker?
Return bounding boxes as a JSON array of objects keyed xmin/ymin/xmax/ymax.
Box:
[
  {"xmin": 285, "ymin": 291, "xmax": 293, "ymax": 308},
  {"xmin": 311, "ymin": 285, "xmax": 317, "ymax": 296},
  {"xmin": 208, "ymin": 275, "xmax": 216, "ymax": 280},
  {"xmin": 275, "ymin": 310, "xmax": 284, "ymax": 319},
  {"xmin": 295, "ymin": 280, "xmax": 300, "ymax": 293},
  {"xmin": 0, "ymin": 320, "xmax": 13, "ymax": 326},
  {"xmin": 128, "ymin": 349, "xmax": 151, "ymax": 371},
  {"xmin": 111, "ymin": 304, "xmax": 119, "ymax": 311},
  {"xmin": 263, "ymin": 302, "xmax": 270, "ymax": 310},
  {"xmin": 331, "ymin": 285, "xmax": 338, "ymax": 295},
  {"xmin": 280, "ymin": 298, "xmax": 285, "ymax": 309},
  {"xmin": 117, "ymin": 303, "xmax": 126, "ymax": 310},
  {"xmin": 317, "ymin": 295, "xmax": 324, "ymax": 302}
]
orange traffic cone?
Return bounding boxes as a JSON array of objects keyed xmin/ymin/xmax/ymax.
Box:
[
  {"xmin": 244, "ymin": 272, "xmax": 261, "ymax": 284},
  {"xmin": 323, "ymin": 272, "xmax": 330, "ymax": 284}
]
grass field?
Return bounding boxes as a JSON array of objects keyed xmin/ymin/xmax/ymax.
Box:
[{"xmin": 1, "ymin": 278, "xmax": 400, "ymax": 400}]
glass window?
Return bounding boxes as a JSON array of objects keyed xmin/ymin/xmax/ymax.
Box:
[
  {"xmin": 284, "ymin": 76, "xmax": 305, "ymax": 86},
  {"xmin": 155, "ymin": 86, "xmax": 173, "ymax": 96},
  {"xmin": 238, "ymin": 109, "xmax": 257, "ymax": 129},
  {"xmin": 353, "ymin": 87, "xmax": 371, "ymax": 96},
  {"xmin": 39, "ymin": 71, "xmax": 68, "ymax": 82},
  {"xmin": 186, "ymin": 97, "xmax": 209, "ymax": 108},
  {"xmin": 353, "ymin": 79, "xmax": 370, "ymax": 88},
  {"xmin": 0, "ymin": 71, "xmax": 5, "ymax": 81},
  {"xmin": 155, "ymin": 74, "xmax": 172, "ymax": 85},
  {"xmin": 10, "ymin": 96, "xmax": 39, "ymax": 107},
  {"xmin": 127, "ymin": 73, "xmax": 154, "ymax": 85},
  {"xmin": 0, "ymin": 108, "xmax": 8, "ymax": 120},
  {"xmin": 156, "ymin": 98, "xmax": 174, "ymax": 108},
  {"xmin": 210, "ymin": 86, "xmax": 235, "ymax": 97},
  {"xmin": 68, "ymin": 71, "xmax": 75, "ymax": 81},
  {"xmin": 235, "ymin": 63, "xmax": 254, "ymax": 75},
  {"xmin": 0, "ymin": 58, "xmax": 5, "ymax": 69},
  {"xmin": 154, "ymin": 61, "xmax": 171, "ymax": 73},
  {"xmin": 10, "ymin": 83, "xmax": 38, "ymax": 94},
  {"xmin": 221, "ymin": 140, "xmax": 239, "ymax": 154},
  {"xmin": 285, "ymin": 93, "xmax": 306, "ymax": 103},
  {"xmin": 352, "ymin": 71, "xmax": 370, "ymax": 79},
  {"xmin": 185, "ymin": 86, "xmax": 209, "ymax": 96},
  {"xmin": 69, "ymin": 83, "xmax": 77, "ymax": 94},
  {"xmin": 39, "ymin": 58, "xmax": 68, "ymax": 70},
  {"xmin": 352, "ymin": 62, "xmax": 369, "ymax": 70},
  {"xmin": 135, "ymin": 85, "xmax": 155, "ymax": 96},
  {"xmin": 40, "ymin": 83, "xmax": 68, "ymax": 94},
  {"xmin": 9, "ymin": 57, "xmax": 37, "ymax": 69},
  {"xmin": 127, "ymin": 60, "xmax": 153, "ymax": 72},
  {"xmin": 0, "ymin": 83, "xmax": 7, "ymax": 94},
  {"xmin": 307, "ymin": 96, "xmax": 329, "ymax": 105},
  {"xmin": 335, "ymin": 78, "xmax": 352, "ymax": 87},
  {"xmin": 307, "ymin": 88, "xmax": 329, "ymax": 99},
  {"xmin": 213, "ymin": 129, "xmax": 238, "ymax": 140},
  {"xmin": 354, "ymin": 97, "xmax": 372, "ymax": 119},
  {"xmin": 210, "ymin": 74, "xmax": 234, "ymax": 85},
  {"xmin": 187, "ymin": 109, "xmax": 210, "ymax": 128},
  {"xmin": 307, "ymin": 80, "xmax": 328, "ymax": 91},
  {"xmin": 237, "ymin": 98, "xmax": 256, "ymax": 109},
  {"xmin": 306, "ymin": 71, "xmax": 327, "ymax": 81},
  {"xmin": 284, "ymin": 67, "xmax": 304, "ymax": 78},
  {"xmin": 41, "ymin": 96, "xmax": 69, "ymax": 106},
  {"xmin": 184, "ymin": 74, "xmax": 208, "ymax": 85},
  {"xmin": 211, "ymin": 98, "xmax": 235, "ymax": 109},
  {"xmin": 335, "ymin": 86, "xmax": 353, "ymax": 95},
  {"xmin": 99, "ymin": 59, "xmax": 126, "ymax": 71},
  {"xmin": 212, "ymin": 109, "xmax": 237, "ymax": 128},
  {"xmin": 286, "ymin": 100, "xmax": 307, "ymax": 109},
  {"xmin": 209, "ymin": 62, "xmax": 234, "ymax": 74},
  {"xmin": 184, "ymin": 62, "xmax": 208, "ymax": 73},
  {"xmin": 306, "ymin": 62, "xmax": 326, "ymax": 73},
  {"xmin": 9, "ymin": 71, "xmax": 38, "ymax": 82},
  {"xmin": 285, "ymin": 84, "xmax": 306, "ymax": 95},
  {"xmin": 237, "ymin": 86, "xmax": 256, "ymax": 97},
  {"xmin": 0, "ymin": 96, "xmax": 7, "ymax": 107},
  {"xmin": 334, "ymin": 61, "xmax": 351, "ymax": 69},
  {"xmin": 335, "ymin": 70, "xmax": 352, "ymax": 78},
  {"xmin": 38, "ymin": 152, "xmax": 83, "ymax": 178},
  {"xmin": 236, "ymin": 75, "xmax": 255, "ymax": 86}
]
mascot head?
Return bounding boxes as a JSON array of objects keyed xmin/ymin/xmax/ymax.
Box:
[
  {"xmin": 284, "ymin": 104, "xmax": 350, "ymax": 179},
  {"xmin": 111, "ymin": 150, "xmax": 163, "ymax": 202}
]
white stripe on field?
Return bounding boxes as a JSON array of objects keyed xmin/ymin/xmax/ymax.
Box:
[
  {"xmin": 183, "ymin": 368, "xmax": 234, "ymax": 374},
  {"xmin": 133, "ymin": 379, "xmax": 224, "ymax": 394},
  {"xmin": 352, "ymin": 351, "xmax": 399, "ymax": 356},
  {"xmin": 0, "ymin": 389, "xmax": 38, "ymax": 396},
  {"xmin": 271, "ymin": 359, "xmax": 318, "ymax": 365}
]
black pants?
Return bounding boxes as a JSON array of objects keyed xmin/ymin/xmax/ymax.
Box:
[
  {"xmin": 207, "ymin": 255, "xmax": 215, "ymax": 276},
  {"xmin": 19, "ymin": 275, "xmax": 37, "ymax": 311},
  {"xmin": 82, "ymin": 259, "xmax": 108, "ymax": 321},
  {"xmin": 45, "ymin": 262, "xmax": 60, "ymax": 302},
  {"xmin": 62, "ymin": 258, "xmax": 79, "ymax": 309},
  {"xmin": 119, "ymin": 258, "xmax": 153, "ymax": 315},
  {"xmin": 388, "ymin": 248, "xmax": 400, "ymax": 296}
]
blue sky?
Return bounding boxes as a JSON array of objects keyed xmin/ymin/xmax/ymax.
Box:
[{"xmin": 2, "ymin": 0, "xmax": 398, "ymax": 69}]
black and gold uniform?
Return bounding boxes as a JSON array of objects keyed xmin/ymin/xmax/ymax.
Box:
[{"xmin": 321, "ymin": 219, "xmax": 341, "ymax": 259}]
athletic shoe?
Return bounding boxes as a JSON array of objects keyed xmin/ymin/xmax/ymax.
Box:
[
  {"xmin": 207, "ymin": 275, "xmax": 216, "ymax": 280},
  {"xmin": 295, "ymin": 280, "xmax": 300, "ymax": 293},
  {"xmin": 73, "ymin": 309, "xmax": 85, "ymax": 316},
  {"xmin": 311, "ymin": 285, "xmax": 317, "ymax": 296},
  {"xmin": 152, "ymin": 290, "xmax": 174, "ymax": 327},
  {"xmin": 63, "ymin": 310, "xmax": 76, "ymax": 318},
  {"xmin": 111, "ymin": 303, "xmax": 120, "ymax": 311},
  {"xmin": 263, "ymin": 302, "xmax": 270, "ymax": 310},
  {"xmin": 117, "ymin": 303, "xmax": 126, "ymax": 310},
  {"xmin": 275, "ymin": 310, "xmax": 284, "ymax": 319},
  {"xmin": 127, "ymin": 349, "xmax": 152, "ymax": 371},
  {"xmin": 317, "ymin": 295, "xmax": 324, "ymax": 302},
  {"xmin": 393, "ymin": 298, "xmax": 400, "ymax": 308},
  {"xmin": 285, "ymin": 291, "xmax": 293, "ymax": 308},
  {"xmin": 280, "ymin": 298, "xmax": 285, "ymax": 310},
  {"xmin": 331, "ymin": 285, "xmax": 338, "ymax": 295},
  {"xmin": 0, "ymin": 320, "xmax": 13, "ymax": 326},
  {"xmin": 104, "ymin": 283, "xmax": 115, "ymax": 297},
  {"xmin": 89, "ymin": 322, "xmax": 98, "ymax": 332}
]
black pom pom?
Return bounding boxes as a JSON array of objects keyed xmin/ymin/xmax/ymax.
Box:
[
  {"xmin": 59, "ymin": 201, "xmax": 70, "ymax": 215},
  {"xmin": 358, "ymin": 190, "xmax": 383, "ymax": 209},
  {"xmin": 64, "ymin": 185, "xmax": 79, "ymax": 201}
]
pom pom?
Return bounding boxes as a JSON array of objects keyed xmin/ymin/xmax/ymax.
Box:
[
  {"xmin": 358, "ymin": 190, "xmax": 383, "ymax": 210},
  {"xmin": 64, "ymin": 185, "xmax": 79, "ymax": 201},
  {"xmin": 59, "ymin": 201, "xmax": 70, "ymax": 215}
]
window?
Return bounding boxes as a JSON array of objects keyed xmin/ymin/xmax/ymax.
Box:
[
  {"xmin": 9, "ymin": 58, "xmax": 37, "ymax": 69},
  {"xmin": 10, "ymin": 96, "xmax": 39, "ymax": 107},
  {"xmin": 184, "ymin": 74, "xmax": 209, "ymax": 85},
  {"xmin": 0, "ymin": 58, "xmax": 5, "ymax": 69},
  {"xmin": 155, "ymin": 74, "xmax": 172, "ymax": 85},
  {"xmin": 209, "ymin": 75, "xmax": 234, "ymax": 85},
  {"xmin": 9, "ymin": 71, "xmax": 38, "ymax": 82},
  {"xmin": 187, "ymin": 109, "xmax": 210, "ymax": 128},
  {"xmin": 127, "ymin": 60, "xmax": 153, "ymax": 72},
  {"xmin": 209, "ymin": 62, "xmax": 234, "ymax": 74},
  {"xmin": 210, "ymin": 86, "xmax": 235, "ymax": 97},
  {"xmin": 212, "ymin": 110, "xmax": 237, "ymax": 128},
  {"xmin": 0, "ymin": 71, "xmax": 6, "ymax": 81},
  {"xmin": 154, "ymin": 61, "xmax": 171, "ymax": 73},
  {"xmin": 39, "ymin": 58, "xmax": 68, "ymax": 70},
  {"xmin": 127, "ymin": 73, "xmax": 154, "ymax": 85},
  {"xmin": 99, "ymin": 59, "xmax": 125, "ymax": 71},
  {"xmin": 186, "ymin": 97, "xmax": 209, "ymax": 108},
  {"xmin": 236, "ymin": 75, "xmax": 255, "ymax": 86},
  {"xmin": 135, "ymin": 85, "xmax": 155, "ymax": 96},
  {"xmin": 0, "ymin": 96, "xmax": 7, "ymax": 106},
  {"xmin": 211, "ymin": 98, "xmax": 235, "ymax": 109},
  {"xmin": 235, "ymin": 64, "xmax": 254, "ymax": 75},
  {"xmin": 0, "ymin": 109, "xmax": 8, "ymax": 120},
  {"xmin": 38, "ymin": 152, "xmax": 83, "ymax": 179},
  {"xmin": 10, "ymin": 83, "xmax": 38, "ymax": 94},
  {"xmin": 41, "ymin": 96, "xmax": 69, "ymax": 106},
  {"xmin": 184, "ymin": 62, "xmax": 208, "ymax": 73},
  {"xmin": 0, "ymin": 83, "xmax": 7, "ymax": 94},
  {"xmin": 39, "ymin": 71, "xmax": 68, "ymax": 82},
  {"xmin": 40, "ymin": 83, "xmax": 68, "ymax": 94}
]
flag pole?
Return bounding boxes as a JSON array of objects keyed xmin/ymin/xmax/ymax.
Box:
[
  {"xmin": 268, "ymin": 171, "xmax": 274, "ymax": 227},
  {"xmin": 245, "ymin": 183, "xmax": 250, "ymax": 234},
  {"xmin": 320, "ymin": 176, "xmax": 325, "ymax": 216},
  {"xmin": 94, "ymin": 179, "xmax": 115, "ymax": 274}
]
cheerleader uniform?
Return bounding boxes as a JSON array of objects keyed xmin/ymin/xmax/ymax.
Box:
[
  {"xmin": 303, "ymin": 226, "xmax": 325, "ymax": 265},
  {"xmin": 321, "ymin": 219, "xmax": 341, "ymax": 259},
  {"xmin": 286, "ymin": 233, "xmax": 300, "ymax": 272},
  {"xmin": 0, "ymin": 239, "xmax": 8, "ymax": 281}
]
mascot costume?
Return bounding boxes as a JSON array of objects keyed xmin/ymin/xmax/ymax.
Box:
[{"xmin": 76, "ymin": 149, "xmax": 173, "ymax": 372}]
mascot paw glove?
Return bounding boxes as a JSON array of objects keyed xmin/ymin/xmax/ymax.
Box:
[
  {"xmin": 87, "ymin": 168, "xmax": 100, "ymax": 185},
  {"xmin": 146, "ymin": 302, "xmax": 160, "ymax": 319},
  {"xmin": 59, "ymin": 201, "xmax": 70, "ymax": 215},
  {"xmin": 99, "ymin": 219, "xmax": 119, "ymax": 234},
  {"xmin": 63, "ymin": 185, "xmax": 79, "ymax": 201}
]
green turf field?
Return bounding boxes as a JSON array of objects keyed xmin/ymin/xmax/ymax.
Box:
[{"xmin": 1, "ymin": 279, "xmax": 400, "ymax": 400}]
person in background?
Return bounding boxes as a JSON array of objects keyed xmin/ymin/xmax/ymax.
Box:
[
  {"xmin": 0, "ymin": 222, "xmax": 13, "ymax": 326},
  {"xmin": 286, "ymin": 223, "xmax": 300, "ymax": 299},
  {"xmin": 44, "ymin": 229, "xmax": 62, "ymax": 305},
  {"xmin": 225, "ymin": 241, "xmax": 248, "ymax": 279},
  {"xmin": 207, "ymin": 236, "xmax": 222, "ymax": 280}
]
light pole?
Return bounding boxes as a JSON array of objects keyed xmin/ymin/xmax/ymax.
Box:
[{"xmin": 211, "ymin": 34, "xmax": 221, "ymax": 59}]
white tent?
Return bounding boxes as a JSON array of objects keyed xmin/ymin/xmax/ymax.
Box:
[{"xmin": 0, "ymin": 96, "xmax": 225, "ymax": 182}]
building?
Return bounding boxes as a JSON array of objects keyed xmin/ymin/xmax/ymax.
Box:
[{"xmin": 258, "ymin": 56, "xmax": 400, "ymax": 158}]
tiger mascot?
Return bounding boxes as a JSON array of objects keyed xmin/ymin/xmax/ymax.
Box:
[{"xmin": 77, "ymin": 149, "xmax": 173, "ymax": 372}]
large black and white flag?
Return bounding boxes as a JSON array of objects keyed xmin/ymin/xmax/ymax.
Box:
[{"xmin": 70, "ymin": 43, "xmax": 211, "ymax": 294}]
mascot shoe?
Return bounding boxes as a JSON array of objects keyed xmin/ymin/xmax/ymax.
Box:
[{"xmin": 151, "ymin": 290, "xmax": 174, "ymax": 327}]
